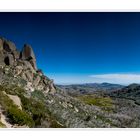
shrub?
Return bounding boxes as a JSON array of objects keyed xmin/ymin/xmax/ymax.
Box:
[
  {"xmin": 0, "ymin": 121, "xmax": 6, "ymax": 128},
  {"xmin": 0, "ymin": 84, "xmax": 26, "ymax": 96},
  {"xmin": 18, "ymin": 94, "xmax": 47, "ymax": 126},
  {"xmin": 31, "ymin": 90, "xmax": 46, "ymax": 102},
  {"xmin": 0, "ymin": 85, "xmax": 64, "ymax": 128},
  {"xmin": 78, "ymin": 95, "xmax": 113, "ymax": 111},
  {"xmin": 7, "ymin": 107, "xmax": 34, "ymax": 127},
  {"xmin": 0, "ymin": 91, "xmax": 34, "ymax": 127}
]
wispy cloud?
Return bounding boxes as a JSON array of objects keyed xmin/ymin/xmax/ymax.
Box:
[
  {"xmin": 46, "ymin": 73, "xmax": 140, "ymax": 85},
  {"xmin": 90, "ymin": 74, "xmax": 140, "ymax": 85}
]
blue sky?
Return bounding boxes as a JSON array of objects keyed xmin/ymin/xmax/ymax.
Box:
[{"xmin": 1, "ymin": 12, "xmax": 140, "ymax": 84}]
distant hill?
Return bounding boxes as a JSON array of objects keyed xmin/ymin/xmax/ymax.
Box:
[
  {"xmin": 107, "ymin": 83, "xmax": 140, "ymax": 105},
  {"xmin": 79, "ymin": 83, "xmax": 124, "ymax": 90},
  {"xmin": 57, "ymin": 83, "xmax": 124, "ymax": 95}
]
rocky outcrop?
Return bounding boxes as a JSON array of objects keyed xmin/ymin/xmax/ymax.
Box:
[
  {"xmin": 3, "ymin": 40, "xmax": 16, "ymax": 52},
  {"xmin": 2, "ymin": 91, "xmax": 22, "ymax": 110},
  {"xmin": 12, "ymin": 50, "xmax": 20, "ymax": 60},
  {"xmin": 0, "ymin": 37, "xmax": 56, "ymax": 94},
  {"xmin": 33, "ymin": 75, "xmax": 41, "ymax": 87},
  {"xmin": 0, "ymin": 39, "xmax": 3, "ymax": 51},
  {"xmin": 0, "ymin": 38, "xmax": 37, "ymax": 71},
  {"xmin": 4, "ymin": 54, "xmax": 15, "ymax": 66},
  {"xmin": 20, "ymin": 44, "xmax": 37, "ymax": 70},
  {"xmin": 20, "ymin": 44, "xmax": 35, "ymax": 60}
]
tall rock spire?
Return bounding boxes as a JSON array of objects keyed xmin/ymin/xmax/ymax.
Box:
[{"xmin": 20, "ymin": 44, "xmax": 37, "ymax": 70}]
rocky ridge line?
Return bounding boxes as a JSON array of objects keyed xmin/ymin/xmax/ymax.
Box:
[{"xmin": 0, "ymin": 37, "xmax": 56, "ymax": 94}]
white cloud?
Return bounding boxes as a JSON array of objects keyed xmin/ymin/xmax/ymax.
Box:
[
  {"xmin": 90, "ymin": 74, "xmax": 140, "ymax": 85},
  {"xmin": 46, "ymin": 73, "xmax": 140, "ymax": 85}
]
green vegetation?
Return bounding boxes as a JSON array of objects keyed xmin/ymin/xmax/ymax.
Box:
[
  {"xmin": 0, "ymin": 84, "xmax": 65, "ymax": 128},
  {"xmin": 7, "ymin": 107, "xmax": 34, "ymax": 127},
  {"xmin": 0, "ymin": 121, "xmax": 6, "ymax": 128},
  {"xmin": 20, "ymin": 93, "xmax": 64, "ymax": 127},
  {"xmin": 31, "ymin": 90, "xmax": 46, "ymax": 102},
  {"xmin": 0, "ymin": 45, "xmax": 2, "ymax": 50},
  {"xmin": 19, "ymin": 94, "xmax": 47, "ymax": 126},
  {"xmin": 0, "ymin": 91, "xmax": 34, "ymax": 127},
  {"xmin": 33, "ymin": 73, "xmax": 39, "ymax": 80},
  {"xmin": 0, "ymin": 85, "xmax": 44, "ymax": 127},
  {"xmin": 0, "ymin": 84, "xmax": 26, "ymax": 96},
  {"xmin": 78, "ymin": 95, "xmax": 113, "ymax": 111}
]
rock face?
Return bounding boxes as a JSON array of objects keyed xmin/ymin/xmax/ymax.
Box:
[
  {"xmin": 0, "ymin": 37, "xmax": 56, "ymax": 94},
  {"xmin": 4, "ymin": 54, "xmax": 15, "ymax": 66},
  {"xmin": 20, "ymin": 44, "xmax": 37, "ymax": 70},
  {"xmin": 3, "ymin": 40, "xmax": 16, "ymax": 52},
  {"xmin": 20, "ymin": 44, "xmax": 35, "ymax": 60},
  {"xmin": 0, "ymin": 39, "xmax": 3, "ymax": 51}
]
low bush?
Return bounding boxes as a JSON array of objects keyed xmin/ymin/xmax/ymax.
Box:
[
  {"xmin": 0, "ymin": 85, "xmax": 64, "ymax": 128},
  {"xmin": 31, "ymin": 90, "xmax": 46, "ymax": 102},
  {"xmin": 0, "ymin": 121, "xmax": 6, "ymax": 128},
  {"xmin": 0, "ymin": 84, "xmax": 26, "ymax": 96},
  {"xmin": 19, "ymin": 93, "xmax": 47, "ymax": 126},
  {"xmin": 78, "ymin": 95, "xmax": 113, "ymax": 110},
  {"xmin": 7, "ymin": 107, "xmax": 34, "ymax": 127},
  {"xmin": 0, "ymin": 91, "xmax": 34, "ymax": 127}
]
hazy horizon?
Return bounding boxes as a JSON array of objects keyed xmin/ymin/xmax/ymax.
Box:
[{"xmin": 47, "ymin": 73, "xmax": 140, "ymax": 85}]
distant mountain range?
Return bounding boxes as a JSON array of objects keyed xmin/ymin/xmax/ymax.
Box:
[
  {"xmin": 57, "ymin": 83, "xmax": 124, "ymax": 95},
  {"xmin": 107, "ymin": 83, "xmax": 140, "ymax": 105},
  {"xmin": 78, "ymin": 83, "xmax": 124, "ymax": 90}
]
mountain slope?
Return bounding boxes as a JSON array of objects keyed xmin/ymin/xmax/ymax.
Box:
[
  {"xmin": 0, "ymin": 37, "xmax": 140, "ymax": 128},
  {"xmin": 107, "ymin": 84, "xmax": 140, "ymax": 104}
]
